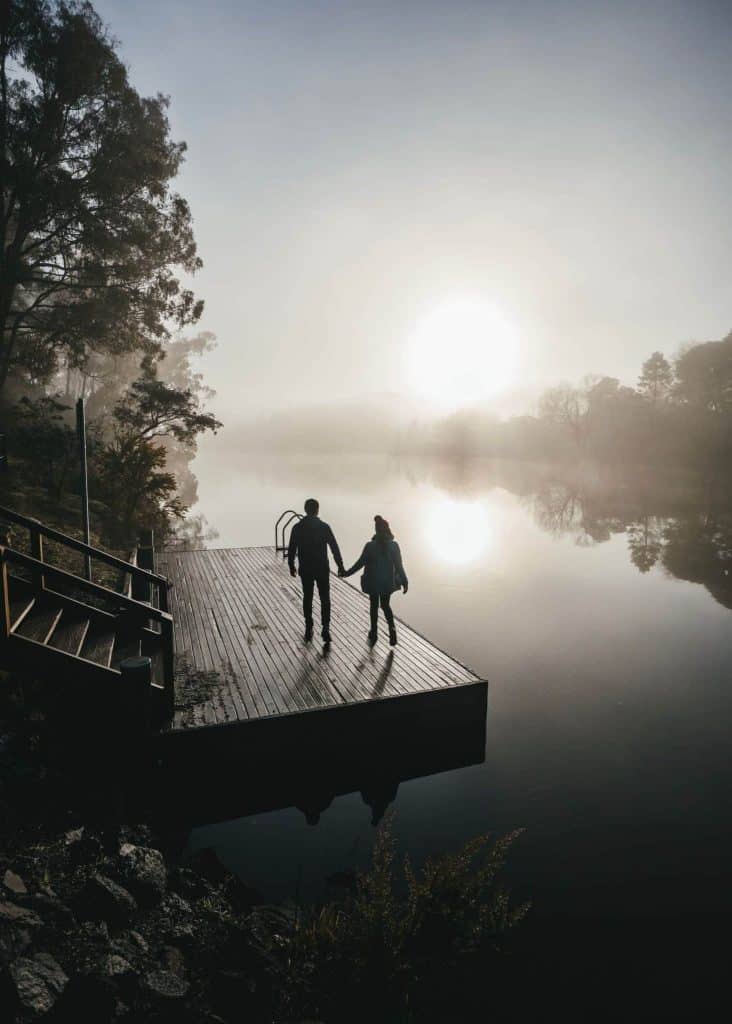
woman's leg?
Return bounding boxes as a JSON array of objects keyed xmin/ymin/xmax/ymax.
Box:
[
  {"xmin": 380, "ymin": 593, "xmax": 397, "ymax": 644},
  {"xmin": 369, "ymin": 593, "xmax": 379, "ymax": 639}
]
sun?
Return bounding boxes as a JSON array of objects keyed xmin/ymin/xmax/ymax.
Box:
[{"xmin": 408, "ymin": 298, "xmax": 519, "ymax": 408}]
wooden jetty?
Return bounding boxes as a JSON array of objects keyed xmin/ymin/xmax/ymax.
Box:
[{"xmin": 1, "ymin": 504, "xmax": 488, "ymax": 822}]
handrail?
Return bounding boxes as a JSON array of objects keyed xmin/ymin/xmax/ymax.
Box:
[
  {"xmin": 0, "ymin": 504, "xmax": 169, "ymax": 588},
  {"xmin": 0, "ymin": 546, "xmax": 172, "ymax": 626},
  {"xmin": 275, "ymin": 509, "xmax": 302, "ymax": 552}
]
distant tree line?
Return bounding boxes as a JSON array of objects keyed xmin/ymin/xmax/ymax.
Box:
[
  {"xmin": 0, "ymin": 0, "xmax": 220, "ymax": 544},
  {"xmin": 404, "ymin": 334, "xmax": 732, "ymax": 465}
]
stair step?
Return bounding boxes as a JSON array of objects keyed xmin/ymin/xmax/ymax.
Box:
[
  {"xmin": 47, "ymin": 610, "xmax": 91, "ymax": 657},
  {"xmin": 13, "ymin": 600, "xmax": 63, "ymax": 645},
  {"xmin": 80, "ymin": 623, "xmax": 116, "ymax": 668},
  {"xmin": 7, "ymin": 578, "xmax": 35, "ymax": 632}
]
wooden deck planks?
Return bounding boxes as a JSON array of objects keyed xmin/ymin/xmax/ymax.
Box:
[{"xmin": 158, "ymin": 546, "xmax": 482, "ymax": 733}]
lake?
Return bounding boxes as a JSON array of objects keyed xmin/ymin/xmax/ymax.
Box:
[{"xmin": 182, "ymin": 444, "xmax": 732, "ymax": 949}]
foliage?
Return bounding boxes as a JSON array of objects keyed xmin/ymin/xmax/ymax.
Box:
[
  {"xmin": 638, "ymin": 351, "xmax": 673, "ymax": 403},
  {"xmin": 11, "ymin": 394, "xmax": 78, "ymax": 496},
  {"xmin": 256, "ymin": 817, "xmax": 529, "ymax": 1022},
  {"xmin": 674, "ymin": 334, "xmax": 732, "ymax": 413},
  {"xmin": 0, "ymin": 0, "xmax": 203, "ymax": 392}
]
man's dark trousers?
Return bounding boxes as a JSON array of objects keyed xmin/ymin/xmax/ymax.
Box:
[{"xmin": 301, "ymin": 570, "xmax": 331, "ymax": 630}]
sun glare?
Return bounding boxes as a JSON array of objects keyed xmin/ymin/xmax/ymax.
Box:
[
  {"xmin": 408, "ymin": 298, "xmax": 519, "ymax": 409},
  {"xmin": 424, "ymin": 497, "xmax": 490, "ymax": 566}
]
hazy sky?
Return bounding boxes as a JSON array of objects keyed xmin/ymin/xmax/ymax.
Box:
[{"xmin": 96, "ymin": 0, "xmax": 732, "ymax": 420}]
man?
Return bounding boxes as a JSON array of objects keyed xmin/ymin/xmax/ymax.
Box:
[{"xmin": 288, "ymin": 498, "xmax": 345, "ymax": 643}]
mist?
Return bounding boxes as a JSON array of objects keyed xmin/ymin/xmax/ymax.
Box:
[{"xmin": 93, "ymin": 0, "xmax": 732, "ymax": 428}]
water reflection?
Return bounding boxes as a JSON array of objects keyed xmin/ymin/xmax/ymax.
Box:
[
  {"xmin": 528, "ymin": 468, "xmax": 732, "ymax": 610},
  {"xmin": 423, "ymin": 496, "xmax": 490, "ymax": 565}
]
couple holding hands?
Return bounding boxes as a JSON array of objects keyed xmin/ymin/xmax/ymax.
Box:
[{"xmin": 287, "ymin": 498, "xmax": 408, "ymax": 647}]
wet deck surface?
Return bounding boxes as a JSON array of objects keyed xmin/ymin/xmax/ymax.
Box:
[{"xmin": 157, "ymin": 546, "xmax": 482, "ymax": 733}]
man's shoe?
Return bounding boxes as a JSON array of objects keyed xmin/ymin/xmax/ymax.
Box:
[
  {"xmin": 368, "ymin": 629, "xmax": 377, "ymax": 645},
  {"xmin": 389, "ymin": 627, "xmax": 398, "ymax": 646},
  {"xmin": 321, "ymin": 627, "xmax": 332, "ymax": 643},
  {"xmin": 304, "ymin": 622, "xmax": 313, "ymax": 642}
]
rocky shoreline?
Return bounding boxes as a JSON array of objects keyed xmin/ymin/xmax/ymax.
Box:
[{"xmin": 0, "ymin": 820, "xmax": 289, "ymax": 1022}]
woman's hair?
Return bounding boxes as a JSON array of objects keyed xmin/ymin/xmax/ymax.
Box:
[{"xmin": 373, "ymin": 515, "xmax": 394, "ymax": 542}]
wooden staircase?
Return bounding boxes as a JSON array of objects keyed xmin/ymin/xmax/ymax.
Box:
[{"xmin": 0, "ymin": 506, "xmax": 174, "ymax": 726}]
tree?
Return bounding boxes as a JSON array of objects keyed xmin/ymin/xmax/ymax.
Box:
[
  {"xmin": 12, "ymin": 394, "xmax": 77, "ymax": 496},
  {"xmin": 537, "ymin": 383, "xmax": 587, "ymax": 444},
  {"xmin": 637, "ymin": 352, "xmax": 673, "ymax": 403},
  {"xmin": 0, "ymin": 0, "xmax": 203, "ymax": 392},
  {"xmin": 674, "ymin": 334, "xmax": 732, "ymax": 413}
]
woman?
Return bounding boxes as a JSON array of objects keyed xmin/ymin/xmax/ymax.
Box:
[{"xmin": 342, "ymin": 515, "xmax": 408, "ymax": 645}]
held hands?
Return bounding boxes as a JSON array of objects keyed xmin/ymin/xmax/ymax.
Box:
[
  {"xmin": 337, "ymin": 566, "xmax": 346, "ymax": 577},
  {"xmin": 402, "ymin": 582, "xmax": 408, "ymax": 594},
  {"xmin": 289, "ymin": 565, "xmax": 297, "ymax": 578}
]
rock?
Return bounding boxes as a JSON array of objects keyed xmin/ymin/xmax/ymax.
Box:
[
  {"xmin": 0, "ymin": 902, "xmax": 42, "ymax": 928},
  {"xmin": 2, "ymin": 870, "xmax": 27, "ymax": 896},
  {"xmin": 143, "ymin": 968, "xmax": 189, "ymax": 1000},
  {"xmin": 167, "ymin": 922, "xmax": 196, "ymax": 948},
  {"xmin": 64, "ymin": 827, "xmax": 104, "ymax": 868},
  {"xmin": 128, "ymin": 930, "xmax": 148, "ymax": 953},
  {"xmin": 159, "ymin": 892, "xmax": 192, "ymax": 917},
  {"xmin": 78, "ymin": 920, "xmax": 111, "ymax": 945},
  {"xmin": 9, "ymin": 952, "xmax": 68, "ymax": 1017},
  {"xmin": 77, "ymin": 874, "xmax": 137, "ymax": 927},
  {"xmin": 117, "ymin": 844, "xmax": 166, "ymax": 906},
  {"xmin": 101, "ymin": 954, "xmax": 134, "ymax": 979},
  {"xmin": 159, "ymin": 945, "xmax": 185, "ymax": 978},
  {"xmin": 0, "ymin": 902, "xmax": 43, "ymax": 964},
  {"xmin": 22, "ymin": 892, "xmax": 75, "ymax": 931}
]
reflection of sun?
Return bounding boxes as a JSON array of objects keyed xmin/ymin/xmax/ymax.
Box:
[
  {"xmin": 408, "ymin": 297, "xmax": 519, "ymax": 409},
  {"xmin": 424, "ymin": 497, "xmax": 490, "ymax": 566}
]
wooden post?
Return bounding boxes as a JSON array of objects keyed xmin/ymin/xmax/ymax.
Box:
[
  {"xmin": 120, "ymin": 656, "xmax": 152, "ymax": 739},
  {"xmin": 75, "ymin": 398, "xmax": 92, "ymax": 580},
  {"xmin": 29, "ymin": 520, "xmax": 44, "ymax": 591},
  {"xmin": 161, "ymin": 617, "xmax": 175, "ymax": 720},
  {"xmin": 133, "ymin": 529, "xmax": 154, "ymax": 603},
  {"xmin": 0, "ymin": 555, "xmax": 11, "ymax": 639}
]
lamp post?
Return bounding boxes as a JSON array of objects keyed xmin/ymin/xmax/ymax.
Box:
[{"xmin": 76, "ymin": 398, "xmax": 91, "ymax": 579}]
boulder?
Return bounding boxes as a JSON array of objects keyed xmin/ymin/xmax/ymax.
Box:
[
  {"xmin": 159, "ymin": 945, "xmax": 186, "ymax": 978},
  {"xmin": 0, "ymin": 902, "xmax": 43, "ymax": 965},
  {"xmin": 117, "ymin": 844, "xmax": 166, "ymax": 906},
  {"xmin": 2, "ymin": 870, "xmax": 27, "ymax": 896},
  {"xmin": 77, "ymin": 874, "xmax": 137, "ymax": 927},
  {"xmin": 21, "ymin": 892, "xmax": 75, "ymax": 931},
  {"xmin": 9, "ymin": 952, "xmax": 68, "ymax": 1017},
  {"xmin": 143, "ymin": 968, "xmax": 189, "ymax": 1000}
]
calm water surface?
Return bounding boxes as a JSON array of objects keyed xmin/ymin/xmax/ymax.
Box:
[{"xmin": 183, "ymin": 444, "xmax": 732, "ymax": 925}]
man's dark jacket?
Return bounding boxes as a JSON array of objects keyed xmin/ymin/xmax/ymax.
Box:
[{"xmin": 288, "ymin": 516, "xmax": 344, "ymax": 577}]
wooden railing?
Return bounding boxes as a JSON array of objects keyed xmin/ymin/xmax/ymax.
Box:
[
  {"xmin": 0, "ymin": 545, "xmax": 175, "ymax": 716},
  {"xmin": 0, "ymin": 504, "xmax": 169, "ymax": 612}
]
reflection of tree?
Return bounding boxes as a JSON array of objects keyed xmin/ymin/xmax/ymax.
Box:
[
  {"xmin": 662, "ymin": 515, "xmax": 732, "ymax": 610},
  {"xmin": 529, "ymin": 469, "xmax": 732, "ymax": 611},
  {"xmin": 627, "ymin": 515, "xmax": 664, "ymax": 573}
]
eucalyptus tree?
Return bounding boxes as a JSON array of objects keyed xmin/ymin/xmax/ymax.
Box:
[{"xmin": 0, "ymin": 0, "xmax": 202, "ymax": 393}]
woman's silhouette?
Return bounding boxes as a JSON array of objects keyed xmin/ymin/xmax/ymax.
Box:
[{"xmin": 342, "ymin": 515, "xmax": 408, "ymax": 645}]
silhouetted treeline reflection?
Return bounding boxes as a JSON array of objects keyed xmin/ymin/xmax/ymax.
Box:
[{"xmin": 525, "ymin": 465, "xmax": 732, "ymax": 610}]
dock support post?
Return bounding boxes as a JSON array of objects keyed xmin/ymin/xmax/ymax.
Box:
[
  {"xmin": 120, "ymin": 656, "xmax": 152, "ymax": 740},
  {"xmin": 29, "ymin": 519, "xmax": 44, "ymax": 591},
  {"xmin": 133, "ymin": 529, "xmax": 154, "ymax": 603}
]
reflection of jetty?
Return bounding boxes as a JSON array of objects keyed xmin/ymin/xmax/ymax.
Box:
[{"xmin": 156, "ymin": 546, "xmax": 487, "ymax": 784}]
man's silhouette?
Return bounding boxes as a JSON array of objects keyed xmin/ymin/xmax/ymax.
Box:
[{"xmin": 288, "ymin": 498, "xmax": 344, "ymax": 643}]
